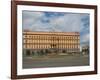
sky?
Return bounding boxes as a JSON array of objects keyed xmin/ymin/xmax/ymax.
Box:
[{"xmin": 22, "ymin": 11, "xmax": 90, "ymax": 47}]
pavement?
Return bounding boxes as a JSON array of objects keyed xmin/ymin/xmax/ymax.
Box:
[{"xmin": 23, "ymin": 54, "xmax": 89, "ymax": 69}]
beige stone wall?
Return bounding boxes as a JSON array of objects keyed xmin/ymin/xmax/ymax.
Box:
[{"xmin": 23, "ymin": 31, "xmax": 80, "ymax": 52}]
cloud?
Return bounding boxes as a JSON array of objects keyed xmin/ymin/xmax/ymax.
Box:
[
  {"xmin": 23, "ymin": 11, "xmax": 82, "ymax": 32},
  {"xmin": 22, "ymin": 11, "xmax": 45, "ymax": 30},
  {"xmin": 49, "ymin": 13, "xmax": 81, "ymax": 32},
  {"xmin": 81, "ymin": 33, "xmax": 89, "ymax": 43},
  {"xmin": 80, "ymin": 14, "xmax": 90, "ymax": 46}
]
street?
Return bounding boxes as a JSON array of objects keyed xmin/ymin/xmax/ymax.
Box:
[{"xmin": 23, "ymin": 54, "xmax": 89, "ymax": 69}]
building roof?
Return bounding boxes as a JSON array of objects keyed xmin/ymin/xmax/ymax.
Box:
[{"xmin": 23, "ymin": 31, "xmax": 80, "ymax": 36}]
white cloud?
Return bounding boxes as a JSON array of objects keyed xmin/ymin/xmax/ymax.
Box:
[
  {"xmin": 81, "ymin": 33, "xmax": 89, "ymax": 43},
  {"xmin": 49, "ymin": 14, "xmax": 81, "ymax": 32},
  {"xmin": 23, "ymin": 11, "xmax": 44, "ymax": 18},
  {"xmin": 22, "ymin": 11, "xmax": 45, "ymax": 30},
  {"xmin": 23, "ymin": 13, "xmax": 81, "ymax": 32}
]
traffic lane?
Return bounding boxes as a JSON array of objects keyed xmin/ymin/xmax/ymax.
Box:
[{"xmin": 23, "ymin": 55, "xmax": 89, "ymax": 68}]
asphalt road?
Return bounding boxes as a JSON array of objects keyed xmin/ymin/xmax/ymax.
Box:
[{"xmin": 23, "ymin": 55, "xmax": 89, "ymax": 69}]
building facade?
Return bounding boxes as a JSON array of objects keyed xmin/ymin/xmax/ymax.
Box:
[{"xmin": 23, "ymin": 31, "xmax": 80, "ymax": 56}]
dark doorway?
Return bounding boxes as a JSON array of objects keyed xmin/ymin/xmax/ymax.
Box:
[
  {"xmin": 26, "ymin": 50, "xmax": 31, "ymax": 56},
  {"xmin": 50, "ymin": 44, "xmax": 56, "ymax": 48}
]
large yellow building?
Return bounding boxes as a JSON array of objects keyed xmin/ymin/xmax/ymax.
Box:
[{"xmin": 23, "ymin": 31, "xmax": 80, "ymax": 56}]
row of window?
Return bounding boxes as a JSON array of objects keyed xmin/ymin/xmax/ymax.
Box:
[
  {"xmin": 24, "ymin": 44, "xmax": 80, "ymax": 49},
  {"xmin": 23, "ymin": 35, "xmax": 80, "ymax": 40},
  {"xmin": 23, "ymin": 42, "xmax": 80, "ymax": 45},
  {"xmin": 23, "ymin": 40, "xmax": 80, "ymax": 44}
]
